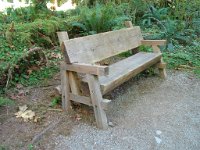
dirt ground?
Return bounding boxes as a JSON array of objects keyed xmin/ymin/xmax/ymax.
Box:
[{"xmin": 0, "ymin": 70, "xmax": 200, "ymax": 150}]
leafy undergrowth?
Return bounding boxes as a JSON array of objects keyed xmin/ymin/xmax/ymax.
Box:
[
  {"xmin": 163, "ymin": 45, "xmax": 200, "ymax": 77},
  {"xmin": 0, "ymin": 96, "xmax": 14, "ymax": 106},
  {"xmin": 137, "ymin": 43, "xmax": 200, "ymax": 77},
  {"xmin": 0, "ymin": 3, "xmax": 129, "ymax": 90},
  {"xmin": 141, "ymin": 26, "xmax": 200, "ymax": 77},
  {"xmin": 0, "ymin": 18, "xmax": 67, "ymax": 89},
  {"xmin": 13, "ymin": 65, "xmax": 59, "ymax": 87}
]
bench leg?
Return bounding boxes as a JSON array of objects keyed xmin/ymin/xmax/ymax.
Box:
[
  {"xmin": 159, "ymin": 68, "xmax": 167, "ymax": 78},
  {"xmin": 156, "ymin": 60, "xmax": 167, "ymax": 79},
  {"xmin": 60, "ymin": 67, "xmax": 71, "ymax": 111},
  {"xmin": 151, "ymin": 45, "xmax": 167, "ymax": 78},
  {"xmin": 87, "ymin": 74, "xmax": 108, "ymax": 129}
]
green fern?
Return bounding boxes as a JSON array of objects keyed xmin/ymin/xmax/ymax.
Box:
[
  {"xmin": 142, "ymin": 5, "xmax": 168, "ymax": 27},
  {"xmin": 71, "ymin": 4, "xmax": 129, "ymax": 35}
]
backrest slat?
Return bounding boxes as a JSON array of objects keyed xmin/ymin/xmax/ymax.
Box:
[{"xmin": 63, "ymin": 27, "xmax": 143, "ymax": 64}]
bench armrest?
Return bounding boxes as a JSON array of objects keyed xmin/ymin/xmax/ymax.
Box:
[
  {"xmin": 141, "ymin": 40, "xmax": 166, "ymax": 53},
  {"xmin": 61, "ymin": 62, "xmax": 109, "ymax": 76},
  {"xmin": 141, "ymin": 40, "xmax": 167, "ymax": 46}
]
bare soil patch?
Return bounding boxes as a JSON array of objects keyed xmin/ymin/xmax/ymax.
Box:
[{"xmin": 0, "ymin": 70, "xmax": 199, "ymax": 150}]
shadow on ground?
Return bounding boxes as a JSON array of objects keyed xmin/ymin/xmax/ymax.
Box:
[
  {"xmin": 55, "ymin": 70, "xmax": 200, "ymax": 150},
  {"xmin": 0, "ymin": 70, "xmax": 200, "ymax": 150}
]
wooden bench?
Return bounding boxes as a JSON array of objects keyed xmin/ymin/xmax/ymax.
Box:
[{"xmin": 57, "ymin": 21, "xmax": 167, "ymax": 129}]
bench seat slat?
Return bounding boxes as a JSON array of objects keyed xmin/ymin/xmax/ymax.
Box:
[{"xmin": 99, "ymin": 52, "xmax": 162, "ymax": 94}]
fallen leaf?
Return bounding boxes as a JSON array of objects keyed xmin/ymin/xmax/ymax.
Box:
[
  {"xmin": 27, "ymin": 69, "xmax": 33, "ymax": 75},
  {"xmin": 15, "ymin": 105, "xmax": 36, "ymax": 122},
  {"xmin": 75, "ymin": 114, "xmax": 82, "ymax": 121},
  {"xmin": 21, "ymin": 110, "xmax": 35, "ymax": 122},
  {"xmin": 51, "ymin": 53, "xmax": 61, "ymax": 59},
  {"xmin": 17, "ymin": 89, "xmax": 29, "ymax": 97},
  {"xmin": 10, "ymin": 95, "xmax": 17, "ymax": 100},
  {"xmin": 17, "ymin": 90, "xmax": 25, "ymax": 97},
  {"xmin": 29, "ymin": 66, "xmax": 39, "ymax": 71},
  {"xmin": 16, "ymin": 84, "xmax": 23, "ymax": 89},
  {"xmin": 15, "ymin": 65, "xmax": 19, "ymax": 69},
  {"xmin": 15, "ymin": 111, "xmax": 24, "ymax": 118},
  {"xmin": 19, "ymin": 105, "xmax": 28, "ymax": 112},
  {"xmin": 55, "ymin": 85, "xmax": 61, "ymax": 95},
  {"xmin": 34, "ymin": 116, "xmax": 40, "ymax": 123}
]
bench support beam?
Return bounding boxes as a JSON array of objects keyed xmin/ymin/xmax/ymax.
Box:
[
  {"xmin": 60, "ymin": 65, "xmax": 71, "ymax": 111},
  {"xmin": 150, "ymin": 44, "xmax": 167, "ymax": 79},
  {"xmin": 157, "ymin": 62, "xmax": 167, "ymax": 78},
  {"xmin": 159, "ymin": 67, "xmax": 167, "ymax": 78},
  {"xmin": 69, "ymin": 93, "xmax": 111, "ymax": 110},
  {"xmin": 61, "ymin": 63, "xmax": 109, "ymax": 76},
  {"xmin": 141, "ymin": 40, "xmax": 167, "ymax": 46},
  {"xmin": 87, "ymin": 74, "xmax": 108, "ymax": 129}
]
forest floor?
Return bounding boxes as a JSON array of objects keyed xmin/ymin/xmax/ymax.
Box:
[{"xmin": 0, "ymin": 70, "xmax": 200, "ymax": 150}]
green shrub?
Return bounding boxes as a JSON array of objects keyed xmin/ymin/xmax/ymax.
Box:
[
  {"xmin": 0, "ymin": 97, "xmax": 14, "ymax": 106},
  {"xmin": 14, "ymin": 65, "xmax": 59, "ymax": 87},
  {"xmin": 0, "ymin": 16, "xmax": 72, "ymax": 88},
  {"xmin": 5, "ymin": 6, "xmax": 37, "ymax": 23},
  {"xmin": 141, "ymin": 0, "xmax": 200, "ymax": 48},
  {"xmin": 163, "ymin": 45, "xmax": 200, "ymax": 76},
  {"xmin": 50, "ymin": 96, "xmax": 61, "ymax": 107},
  {"xmin": 71, "ymin": 3, "xmax": 129, "ymax": 35},
  {"xmin": 1, "ymin": 0, "xmax": 200, "ymax": 90}
]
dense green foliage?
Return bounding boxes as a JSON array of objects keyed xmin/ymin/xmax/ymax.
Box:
[
  {"xmin": 0, "ymin": 0, "xmax": 200, "ymax": 91},
  {"xmin": 0, "ymin": 8, "xmax": 76, "ymax": 89},
  {"xmin": 71, "ymin": 4, "xmax": 129, "ymax": 35},
  {"xmin": 163, "ymin": 45, "xmax": 200, "ymax": 77},
  {"xmin": 0, "ymin": 97, "xmax": 14, "ymax": 106}
]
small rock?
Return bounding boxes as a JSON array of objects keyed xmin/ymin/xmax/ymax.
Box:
[
  {"xmin": 108, "ymin": 121, "xmax": 115, "ymax": 127},
  {"xmin": 155, "ymin": 136, "xmax": 162, "ymax": 144},
  {"xmin": 156, "ymin": 130, "xmax": 162, "ymax": 135},
  {"xmin": 55, "ymin": 85, "xmax": 61, "ymax": 95}
]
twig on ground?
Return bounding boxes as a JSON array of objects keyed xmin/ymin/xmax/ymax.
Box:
[
  {"xmin": 31, "ymin": 119, "xmax": 61, "ymax": 144},
  {"xmin": 179, "ymin": 65, "xmax": 196, "ymax": 69},
  {"xmin": 5, "ymin": 68, "xmax": 12, "ymax": 88},
  {"xmin": 47, "ymin": 108, "xmax": 63, "ymax": 112}
]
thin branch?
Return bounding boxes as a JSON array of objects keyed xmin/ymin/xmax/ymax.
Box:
[
  {"xmin": 5, "ymin": 47, "xmax": 45, "ymax": 88},
  {"xmin": 149, "ymin": 17, "xmax": 167, "ymax": 32}
]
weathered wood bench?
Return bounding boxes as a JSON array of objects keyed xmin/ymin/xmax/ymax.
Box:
[{"xmin": 57, "ymin": 21, "xmax": 167, "ymax": 129}]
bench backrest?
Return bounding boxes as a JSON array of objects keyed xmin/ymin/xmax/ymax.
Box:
[{"xmin": 62, "ymin": 26, "xmax": 143, "ymax": 64}]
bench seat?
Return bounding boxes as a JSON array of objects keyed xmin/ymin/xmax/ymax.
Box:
[
  {"xmin": 82, "ymin": 52, "xmax": 162, "ymax": 94},
  {"xmin": 99, "ymin": 52, "xmax": 162, "ymax": 94}
]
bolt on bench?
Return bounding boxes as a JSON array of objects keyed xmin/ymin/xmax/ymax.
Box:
[{"xmin": 57, "ymin": 21, "xmax": 167, "ymax": 129}]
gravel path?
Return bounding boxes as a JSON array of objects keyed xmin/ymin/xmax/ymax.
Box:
[{"xmin": 54, "ymin": 71, "xmax": 200, "ymax": 150}]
